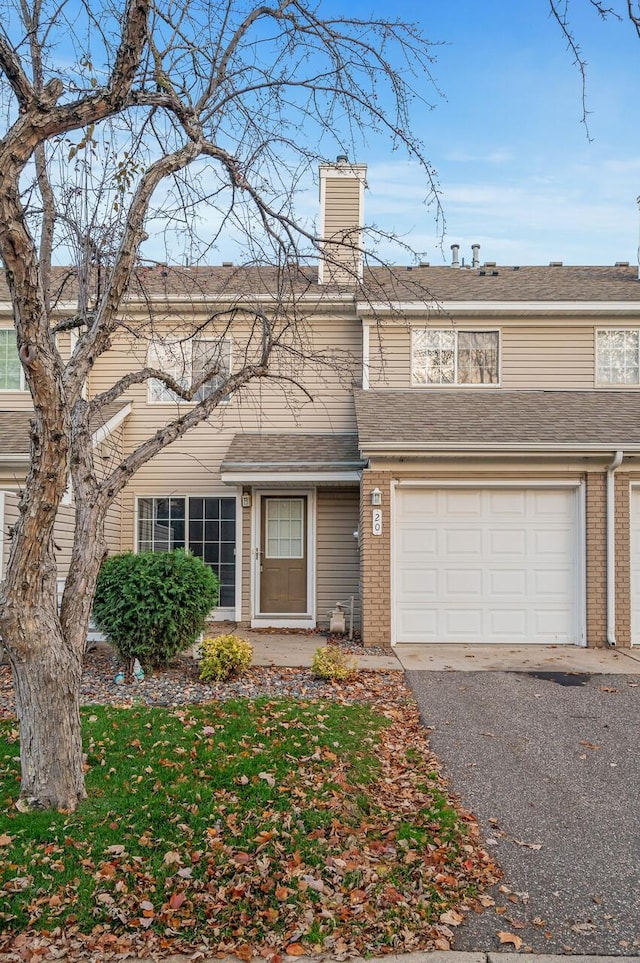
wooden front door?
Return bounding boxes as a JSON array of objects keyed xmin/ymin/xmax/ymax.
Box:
[{"xmin": 260, "ymin": 496, "xmax": 307, "ymax": 614}]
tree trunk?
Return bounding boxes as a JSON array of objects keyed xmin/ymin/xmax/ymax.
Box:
[{"xmin": 7, "ymin": 609, "xmax": 86, "ymax": 811}]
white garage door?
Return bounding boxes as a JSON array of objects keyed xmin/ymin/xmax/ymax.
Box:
[{"xmin": 394, "ymin": 486, "xmax": 580, "ymax": 644}]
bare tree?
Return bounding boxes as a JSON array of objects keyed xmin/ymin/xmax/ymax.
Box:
[{"xmin": 0, "ymin": 0, "xmax": 440, "ymax": 811}]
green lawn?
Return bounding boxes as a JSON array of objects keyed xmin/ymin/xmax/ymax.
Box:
[{"xmin": 0, "ymin": 698, "xmax": 497, "ymax": 956}]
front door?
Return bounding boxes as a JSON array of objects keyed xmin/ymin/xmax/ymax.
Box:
[{"xmin": 260, "ymin": 496, "xmax": 307, "ymax": 613}]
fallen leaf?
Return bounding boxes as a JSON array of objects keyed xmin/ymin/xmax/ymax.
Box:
[
  {"xmin": 163, "ymin": 850, "xmax": 182, "ymax": 866},
  {"xmin": 0, "ymin": 833, "xmax": 13, "ymax": 846},
  {"xmin": 285, "ymin": 944, "xmax": 305, "ymax": 956},
  {"xmin": 498, "ymin": 931, "xmax": 523, "ymax": 949},
  {"xmin": 169, "ymin": 892, "xmax": 186, "ymax": 910},
  {"xmin": 579, "ymin": 740, "xmax": 601, "ymax": 750},
  {"xmin": 440, "ymin": 909, "xmax": 464, "ymax": 926},
  {"xmin": 513, "ymin": 839, "xmax": 542, "ymax": 850},
  {"xmin": 258, "ymin": 771, "xmax": 275, "ymax": 787}
]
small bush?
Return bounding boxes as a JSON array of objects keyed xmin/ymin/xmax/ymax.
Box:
[
  {"xmin": 199, "ymin": 634, "xmax": 253, "ymax": 682},
  {"xmin": 93, "ymin": 550, "xmax": 219, "ymax": 673},
  {"xmin": 311, "ymin": 645, "xmax": 357, "ymax": 681}
]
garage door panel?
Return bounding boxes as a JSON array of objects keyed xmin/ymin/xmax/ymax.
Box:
[
  {"xmin": 394, "ymin": 486, "xmax": 580, "ymax": 644},
  {"xmin": 488, "ymin": 569, "xmax": 527, "ymax": 595},
  {"xmin": 444, "ymin": 490, "xmax": 483, "ymax": 516},
  {"xmin": 445, "ymin": 569, "xmax": 482, "ymax": 596},
  {"xmin": 445, "ymin": 608, "xmax": 483, "ymax": 636},
  {"xmin": 488, "ymin": 529, "xmax": 527, "ymax": 555},
  {"xmin": 488, "ymin": 609, "xmax": 528, "ymax": 636},
  {"xmin": 488, "ymin": 490, "xmax": 526, "ymax": 515},
  {"xmin": 400, "ymin": 528, "xmax": 437, "ymax": 554},
  {"xmin": 534, "ymin": 569, "xmax": 572, "ymax": 595},
  {"xmin": 445, "ymin": 529, "xmax": 482, "ymax": 554},
  {"xmin": 402, "ymin": 567, "xmax": 438, "ymax": 596}
]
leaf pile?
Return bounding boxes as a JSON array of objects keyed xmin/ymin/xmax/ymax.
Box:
[{"xmin": 0, "ymin": 675, "xmax": 499, "ymax": 961}]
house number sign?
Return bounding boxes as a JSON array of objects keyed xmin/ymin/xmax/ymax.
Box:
[{"xmin": 372, "ymin": 508, "xmax": 383, "ymax": 536}]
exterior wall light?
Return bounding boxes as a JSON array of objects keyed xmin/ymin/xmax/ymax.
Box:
[
  {"xmin": 370, "ymin": 488, "xmax": 382, "ymax": 506},
  {"xmin": 241, "ymin": 492, "xmax": 252, "ymax": 508}
]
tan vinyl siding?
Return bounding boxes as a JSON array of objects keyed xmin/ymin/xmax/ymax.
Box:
[
  {"xmin": 367, "ymin": 321, "xmax": 596, "ymax": 390},
  {"xmin": 501, "ymin": 325, "xmax": 594, "ymax": 388},
  {"xmin": 104, "ymin": 496, "xmax": 123, "ymax": 556},
  {"xmin": 1, "ymin": 493, "xmax": 75, "ymax": 582},
  {"xmin": 316, "ymin": 488, "xmax": 361, "ymax": 629},
  {"xmin": 53, "ymin": 503, "xmax": 76, "ymax": 581},
  {"xmin": 1, "ymin": 491, "xmax": 19, "ymax": 579},
  {"xmin": 323, "ymin": 179, "xmax": 362, "ymax": 236},
  {"xmin": 89, "ymin": 314, "xmax": 361, "ymax": 511}
]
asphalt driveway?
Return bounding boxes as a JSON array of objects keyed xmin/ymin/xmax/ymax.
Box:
[{"xmin": 405, "ymin": 668, "xmax": 640, "ymax": 956}]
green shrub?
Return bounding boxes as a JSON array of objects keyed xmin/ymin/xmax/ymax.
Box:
[
  {"xmin": 93, "ymin": 550, "xmax": 219, "ymax": 673},
  {"xmin": 311, "ymin": 645, "xmax": 357, "ymax": 681},
  {"xmin": 198, "ymin": 634, "xmax": 253, "ymax": 682}
]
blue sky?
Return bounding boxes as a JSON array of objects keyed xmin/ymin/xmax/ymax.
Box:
[{"xmin": 332, "ymin": 1, "xmax": 640, "ymax": 267}]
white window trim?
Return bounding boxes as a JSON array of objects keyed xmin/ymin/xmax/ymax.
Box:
[
  {"xmin": 595, "ymin": 327, "xmax": 640, "ymax": 387},
  {"xmin": 411, "ymin": 327, "xmax": 501, "ymax": 388},
  {"xmin": 0, "ymin": 330, "xmax": 26, "ymax": 392},
  {"xmin": 147, "ymin": 336, "xmax": 232, "ymax": 404},
  {"xmin": 134, "ymin": 494, "xmax": 238, "ymax": 614}
]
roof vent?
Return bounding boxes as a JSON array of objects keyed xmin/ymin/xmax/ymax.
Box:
[
  {"xmin": 222, "ymin": 261, "xmax": 234, "ymax": 267},
  {"xmin": 471, "ymin": 243, "xmax": 481, "ymax": 268},
  {"xmin": 451, "ymin": 243, "xmax": 460, "ymax": 268},
  {"xmin": 336, "ymin": 154, "xmax": 349, "ymax": 164},
  {"xmin": 419, "ymin": 260, "xmax": 430, "ymax": 267},
  {"xmin": 615, "ymin": 261, "xmax": 630, "ymax": 267},
  {"xmin": 484, "ymin": 261, "xmax": 497, "ymax": 268},
  {"xmin": 549, "ymin": 261, "xmax": 563, "ymax": 267}
]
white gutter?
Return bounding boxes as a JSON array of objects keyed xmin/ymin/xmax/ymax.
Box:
[
  {"xmin": 357, "ymin": 300, "xmax": 640, "ymax": 316},
  {"xmin": 606, "ymin": 450, "xmax": 624, "ymax": 647},
  {"xmin": 362, "ymin": 323, "xmax": 370, "ymax": 390}
]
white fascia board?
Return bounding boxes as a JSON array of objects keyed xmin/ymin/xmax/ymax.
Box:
[
  {"xmin": 91, "ymin": 402, "xmax": 132, "ymax": 446},
  {"xmin": 360, "ymin": 443, "xmax": 640, "ymax": 455},
  {"xmin": 357, "ymin": 300, "xmax": 640, "ymax": 316},
  {"xmin": 221, "ymin": 470, "xmax": 362, "ymax": 484}
]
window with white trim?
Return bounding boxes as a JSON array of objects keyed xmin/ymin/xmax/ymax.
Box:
[
  {"xmin": 596, "ymin": 329, "xmax": 640, "ymax": 385},
  {"xmin": 412, "ymin": 329, "xmax": 499, "ymax": 385},
  {"xmin": 0, "ymin": 330, "xmax": 24, "ymax": 390},
  {"xmin": 137, "ymin": 496, "xmax": 236, "ymax": 607},
  {"xmin": 148, "ymin": 337, "xmax": 231, "ymax": 403}
]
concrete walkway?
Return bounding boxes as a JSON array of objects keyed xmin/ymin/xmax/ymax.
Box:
[
  {"xmin": 242, "ymin": 629, "xmax": 640, "ymax": 675},
  {"xmin": 394, "ymin": 642, "xmax": 640, "ymax": 673}
]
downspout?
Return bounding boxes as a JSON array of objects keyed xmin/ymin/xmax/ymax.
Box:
[{"xmin": 606, "ymin": 450, "xmax": 624, "ymax": 647}]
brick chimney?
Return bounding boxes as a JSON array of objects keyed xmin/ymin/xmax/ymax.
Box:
[{"xmin": 318, "ymin": 156, "xmax": 367, "ymax": 284}]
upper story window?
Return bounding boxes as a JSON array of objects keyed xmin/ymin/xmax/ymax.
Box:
[
  {"xmin": 596, "ymin": 330, "xmax": 640, "ymax": 385},
  {"xmin": 148, "ymin": 337, "xmax": 231, "ymax": 403},
  {"xmin": 0, "ymin": 330, "xmax": 25, "ymax": 390},
  {"xmin": 412, "ymin": 329, "xmax": 499, "ymax": 385}
]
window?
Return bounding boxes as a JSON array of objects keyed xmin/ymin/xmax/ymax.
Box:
[
  {"xmin": 412, "ymin": 329, "xmax": 499, "ymax": 385},
  {"xmin": 0, "ymin": 330, "xmax": 24, "ymax": 390},
  {"xmin": 596, "ymin": 330, "xmax": 640, "ymax": 385},
  {"xmin": 148, "ymin": 338, "xmax": 231, "ymax": 403},
  {"xmin": 137, "ymin": 496, "xmax": 236, "ymax": 607}
]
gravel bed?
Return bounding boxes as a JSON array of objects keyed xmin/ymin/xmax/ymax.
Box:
[{"xmin": 0, "ymin": 644, "xmax": 403, "ymax": 719}]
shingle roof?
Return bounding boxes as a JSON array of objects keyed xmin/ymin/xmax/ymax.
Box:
[
  {"xmin": 354, "ymin": 389, "xmax": 640, "ymax": 451},
  {"xmin": 2, "ymin": 263, "xmax": 640, "ymax": 305},
  {"xmin": 0, "ymin": 401, "xmax": 131, "ymax": 456},
  {"xmin": 221, "ymin": 433, "xmax": 364, "ymax": 471}
]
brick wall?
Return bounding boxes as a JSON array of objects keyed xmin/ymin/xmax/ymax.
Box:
[
  {"xmin": 586, "ymin": 471, "xmax": 607, "ymax": 646},
  {"xmin": 615, "ymin": 472, "xmax": 631, "ymax": 647},
  {"xmin": 360, "ymin": 470, "xmax": 392, "ymax": 647}
]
